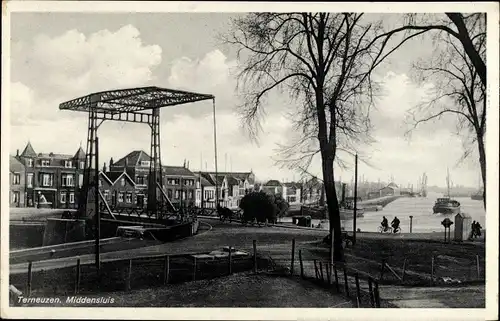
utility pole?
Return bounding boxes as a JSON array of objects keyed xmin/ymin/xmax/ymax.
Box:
[
  {"xmin": 95, "ymin": 137, "xmax": 100, "ymax": 272},
  {"xmin": 353, "ymin": 154, "xmax": 358, "ymax": 245}
]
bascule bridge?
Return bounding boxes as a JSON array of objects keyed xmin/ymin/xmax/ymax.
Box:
[{"xmin": 59, "ymin": 86, "xmax": 216, "ymax": 222}]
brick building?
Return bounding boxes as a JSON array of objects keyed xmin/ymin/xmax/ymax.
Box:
[
  {"xmin": 12, "ymin": 142, "xmax": 86, "ymax": 209},
  {"xmin": 10, "ymin": 156, "xmax": 26, "ymax": 207},
  {"xmin": 99, "ymin": 171, "xmax": 137, "ymax": 208}
]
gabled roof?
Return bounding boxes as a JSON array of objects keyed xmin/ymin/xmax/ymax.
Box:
[
  {"xmin": 163, "ymin": 166, "xmax": 194, "ymax": 177},
  {"xmin": 37, "ymin": 153, "xmax": 74, "ymax": 160},
  {"xmin": 101, "ymin": 171, "xmax": 136, "ymax": 186},
  {"xmin": 388, "ymin": 182, "xmax": 399, "ymax": 188},
  {"xmin": 10, "ymin": 156, "xmax": 25, "ymax": 172},
  {"xmin": 20, "ymin": 142, "xmax": 37, "ymax": 157},
  {"xmin": 73, "ymin": 147, "xmax": 86, "ymax": 159},
  {"xmin": 113, "ymin": 150, "xmax": 152, "ymax": 167},
  {"xmin": 264, "ymin": 180, "xmax": 282, "ymax": 187},
  {"xmin": 196, "ymin": 173, "xmax": 215, "ymax": 187},
  {"xmin": 200, "ymin": 172, "xmax": 217, "ymax": 185},
  {"xmin": 226, "ymin": 176, "xmax": 239, "ymax": 186},
  {"xmin": 204, "ymin": 171, "xmax": 253, "ymax": 183}
]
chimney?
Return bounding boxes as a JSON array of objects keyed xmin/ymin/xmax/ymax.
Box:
[
  {"xmin": 16, "ymin": 149, "xmax": 19, "ymax": 157},
  {"xmin": 125, "ymin": 157, "xmax": 129, "ymax": 169},
  {"xmin": 109, "ymin": 157, "xmax": 114, "ymax": 167},
  {"xmin": 103, "ymin": 162, "xmax": 107, "ymax": 173}
]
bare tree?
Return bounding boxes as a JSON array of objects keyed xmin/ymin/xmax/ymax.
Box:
[
  {"xmin": 407, "ymin": 13, "xmax": 486, "ymax": 207},
  {"xmin": 223, "ymin": 13, "xmax": 423, "ymax": 262}
]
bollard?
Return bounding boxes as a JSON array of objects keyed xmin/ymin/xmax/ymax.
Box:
[
  {"xmin": 290, "ymin": 239, "xmax": 296, "ymax": 276},
  {"xmin": 368, "ymin": 277, "xmax": 375, "ymax": 308},
  {"xmin": 74, "ymin": 258, "xmax": 81, "ymax": 294},
  {"xmin": 253, "ymin": 240, "xmax": 257, "ymax": 273},
  {"xmin": 299, "ymin": 250, "xmax": 304, "ymax": 279},
  {"xmin": 409, "ymin": 216, "xmax": 413, "ymax": 233},
  {"xmin": 163, "ymin": 255, "xmax": 170, "ymax": 285},
  {"xmin": 333, "ymin": 264, "xmax": 340, "ymax": 292},
  {"xmin": 343, "ymin": 266, "xmax": 349, "ymax": 297},
  {"xmin": 354, "ymin": 273, "xmax": 361, "ymax": 308},
  {"xmin": 27, "ymin": 261, "xmax": 33, "ymax": 297}
]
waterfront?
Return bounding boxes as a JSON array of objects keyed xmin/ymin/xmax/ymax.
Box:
[{"xmin": 282, "ymin": 192, "xmax": 486, "ymax": 233}]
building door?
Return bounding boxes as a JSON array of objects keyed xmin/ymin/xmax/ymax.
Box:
[
  {"xmin": 137, "ymin": 195, "xmax": 144, "ymax": 208},
  {"xmin": 112, "ymin": 191, "xmax": 117, "ymax": 207}
]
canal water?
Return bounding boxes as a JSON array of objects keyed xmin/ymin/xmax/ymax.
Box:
[{"xmin": 281, "ymin": 192, "xmax": 486, "ymax": 233}]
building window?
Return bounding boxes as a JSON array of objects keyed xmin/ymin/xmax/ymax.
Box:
[
  {"xmin": 12, "ymin": 191, "xmax": 20, "ymax": 203},
  {"xmin": 174, "ymin": 190, "xmax": 179, "ymax": 199},
  {"xmin": 167, "ymin": 189, "xmax": 173, "ymax": 199},
  {"xmin": 188, "ymin": 190, "xmax": 194, "ymax": 199},
  {"xmin": 60, "ymin": 192, "xmax": 67, "ymax": 204},
  {"xmin": 168, "ymin": 178, "xmax": 180, "ymax": 185},
  {"xmin": 184, "ymin": 179, "xmax": 194, "ymax": 186},
  {"xmin": 42, "ymin": 174, "xmax": 53, "ymax": 187},
  {"xmin": 41, "ymin": 160, "xmax": 50, "ymax": 167},
  {"xmin": 121, "ymin": 178, "xmax": 125, "ymax": 187},
  {"xmin": 62, "ymin": 174, "xmax": 74, "ymax": 187},
  {"xmin": 64, "ymin": 160, "xmax": 72, "ymax": 168},
  {"xmin": 26, "ymin": 158, "xmax": 33, "ymax": 167},
  {"xmin": 140, "ymin": 161, "xmax": 150, "ymax": 167},
  {"xmin": 126, "ymin": 193, "xmax": 132, "ymax": 204},
  {"xmin": 69, "ymin": 193, "xmax": 75, "ymax": 204},
  {"xmin": 78, "ymin": 174, "xmax": 83, "ymax": 187},
  {"xmin": 136, "ymin": 176, "xmax": 145, "ymax": 185},
  {"xmin": 118, "ymin": 192, "xmax": 124, "ymax": 203},
  {"xmin": 196, "ymin": 190, "xmax": 201, "ymax": 201},
  {"xmin": 27, "ymin": 173, "xmax": 33, "ymax": 188},
  {"xmin": 12, "ymin": 173, "xmax": 21, "ymax": 185},
  {"xmin": 80, "ymin": 161, "xmax": 85, "ymax": 169},
  {"xmin": 104, "ymin": 190, "xmax": 110, "ymax": 200}
]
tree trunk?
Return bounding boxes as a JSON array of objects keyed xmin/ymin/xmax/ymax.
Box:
[
  {"xmin": 322, "ymin": 156, "xmax": 344, "ymax": 263},
  {"xmin": 477, "ymin": 133, "xmax": 486, "ymax": 209}
]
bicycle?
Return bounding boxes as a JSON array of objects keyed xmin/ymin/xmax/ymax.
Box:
[{"xmin": 378, "ymin": 225, "xmax": 393, "ymax": 233}]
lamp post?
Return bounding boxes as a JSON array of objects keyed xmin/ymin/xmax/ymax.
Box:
[
  {"xmin": 353, "ymin": 154, "xmax": 358, "ymax": 245},
  {"xmin": 409, "ymin": 215, "xmax": 413, "ymax": 233}
]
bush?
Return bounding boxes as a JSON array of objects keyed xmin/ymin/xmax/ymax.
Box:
[{"xmin": 239, "ymin": 192, "xmax": 289, "ymax": 224}]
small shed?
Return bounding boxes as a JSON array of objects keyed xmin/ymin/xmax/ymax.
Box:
[{"xmin": 454, "ymin": 212, "xmax": 472, "ymax": 242}]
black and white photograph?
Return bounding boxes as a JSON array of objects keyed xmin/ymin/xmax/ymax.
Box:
[{"xmin": 2, "ymin": 2, "xmax": 498, "ymax": 320}]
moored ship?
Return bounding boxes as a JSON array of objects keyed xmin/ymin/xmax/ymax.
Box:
[{"xmin": 433, "ymin": 168, "xmax": 461, "ymax": 215}]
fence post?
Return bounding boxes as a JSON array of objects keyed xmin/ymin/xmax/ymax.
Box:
[
  {"xmin": 476, "ymin": 255, "xmax": 480, "ymax": 280},
  {"xmin": 299, "ymin": 250, "xmax": 304, "ymax": 279},
  {"xmin": 229, "ymin": 247, "xmax": 233, "ymax": 275},
  {"xmin": 379, "ymin": 258, "xmax": 386, "ymax": 281},
  {"xmin": 326, "ymin": 263, "xmax": 331, "ymax": 285},
  {"xmin": 74, "ymin": 258, "xmax": 81, "ymax": 294},
  {"xmin": 355, "ymin": 273, "xmax": 361, "ymax": 308},
  {"xmin": 290, "ymin": 239, "xmax": 296, "ymax": 276},
  {"xmin": 368, "ymin": 277, "xmax": 375, "ymax": 308},
  {"xmin": 253, "ymin": 240, "xmax": 257, "ymax": 273},
  {"xmin": 313, "ymin": 260, "xmax": 319, "ymax": 280},
  {"xmin": 163, "ymin": 255, "xmax": 170, "ymax": 285},
  {"xmin": 319, "ymin": 262, "xmax": 324, "ymax": 283},
  {"xmin": 401, "ymin": 258, "xmax": 407, "ymax": 283},
  {"xmin": 343, "ymin": 265, "xmax": 349, "ymax": 297},
  {"xmin": 27, "ymin": 261, "xmax": 33, "ymax": 297},
  {"xmin": 374, "ymin": 280, "xmax": 381, "ymax": 308},
  {"xmin": 430, "ymin": 256, "xmax": 435, "ymax": 286},
  {"xmin": 126, "ymin": 259, "xmax": 132, "ymax": 291},
  {"xmin": 333, "ymin": 264, "xmax": 339, "ymax": 292},
  {"xmin": 193, "ymin": 256, "xmax": 197, "ymax": 281}
]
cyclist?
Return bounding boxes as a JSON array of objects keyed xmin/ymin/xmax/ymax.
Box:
[
  {"xmin": 381, "ymin": 216, "xmax": 389, "ymax": 232},
  {"xmin": 391, "ymin": 216, "xmax": 401, "ymax": 233}
]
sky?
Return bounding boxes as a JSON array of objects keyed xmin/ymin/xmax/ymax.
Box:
[{"xmin": 7, "ymin": 12, "xmax": 484, "ymax": 188}]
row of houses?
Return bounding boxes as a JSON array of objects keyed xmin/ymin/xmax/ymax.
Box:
[{"xmin": 9, "ymin": 142, "xmax": 255, "ymax": 210}]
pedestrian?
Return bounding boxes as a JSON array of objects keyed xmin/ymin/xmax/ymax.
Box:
[
  {"xmin": 471, "ymin": 221, "xmax": 477, "ymax": 238},
  {"xmin": 475, "ymin": 222, "xmax": 482, "ymax": 238}
]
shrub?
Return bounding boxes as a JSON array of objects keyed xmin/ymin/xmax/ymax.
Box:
[{"xmin": 239, "ymin": 192, "xmax": 289, "ymax": 224}]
